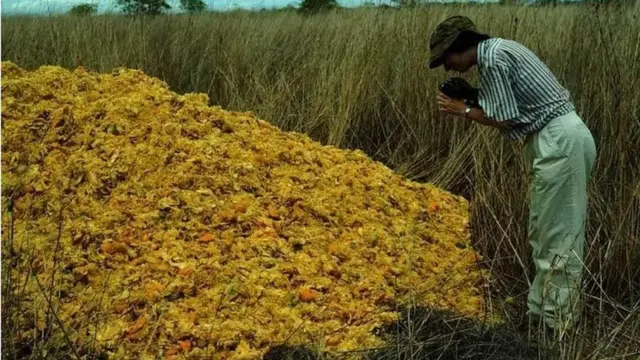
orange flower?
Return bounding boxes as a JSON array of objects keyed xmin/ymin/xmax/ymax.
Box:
[
  {"xmin": 179, "ymin": 340, "xmax": 192, "ymax": 352},
  {"xmin": 198, "ymin": 232, "xmax": 215, "ymax": 243},
  {"xmin": 299, "ymin": 288, "xmax": 320, "ymax": 302}
]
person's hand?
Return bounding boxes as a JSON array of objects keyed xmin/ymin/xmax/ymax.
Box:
[{"xmin": 437, "ymin": 93, "xmax": 466, "ymax": 117}]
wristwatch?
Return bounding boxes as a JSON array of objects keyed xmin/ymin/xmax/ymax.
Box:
[{"xmin": 464, "ymin": 106, "xmax": 472, "ymax": 119}]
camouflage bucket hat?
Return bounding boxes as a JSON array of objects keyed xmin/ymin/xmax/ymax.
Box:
[{"xmin": 428, "ymin": 16, "xmax": 487, "ymax": 69}]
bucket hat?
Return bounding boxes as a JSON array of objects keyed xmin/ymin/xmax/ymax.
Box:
[{"xmin": 428, "ymin": 16, "xmax": 489, "ymax": 69}]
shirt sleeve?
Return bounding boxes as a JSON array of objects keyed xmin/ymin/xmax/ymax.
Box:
[{"xmin": 478, "ymin": 62, "xmax": 520, "ymax": 123}]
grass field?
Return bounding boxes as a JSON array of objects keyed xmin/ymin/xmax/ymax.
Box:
[{"xmin": 2, "ymin": 2, "xmax": 640, "ymax": 359}]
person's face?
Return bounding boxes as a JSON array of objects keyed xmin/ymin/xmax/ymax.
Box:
[{"xmin": 443, "ymin": 51, "xmax": 472, "ymax": 73}]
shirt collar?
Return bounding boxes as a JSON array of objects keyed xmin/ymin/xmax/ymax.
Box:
[{"xmin": 476, "ymin": 38, "xmax": 500, "ymax": 69}]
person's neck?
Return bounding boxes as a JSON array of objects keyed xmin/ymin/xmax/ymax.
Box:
[{"xmin": 469, "ymin": 46, "xmax": 479, "ymax": 67}]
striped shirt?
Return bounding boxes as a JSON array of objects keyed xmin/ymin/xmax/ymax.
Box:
[{"xmin": 477, "ymin": 38, "xmax": 575, "ymax": 140}]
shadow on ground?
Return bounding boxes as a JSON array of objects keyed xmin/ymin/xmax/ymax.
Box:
[{"xmin": 264, "ymin": 306, "xmax": 547, "ymax": 360}]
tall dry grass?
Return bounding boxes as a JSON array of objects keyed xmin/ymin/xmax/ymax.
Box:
[{"xmin": 2, "ymin": 3, "xmax": 639, "ymax": 359}]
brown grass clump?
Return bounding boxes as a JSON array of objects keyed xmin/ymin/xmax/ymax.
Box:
[{"xmin": 1, "ymin": 62, "xmax": 488, "ymax": 359}]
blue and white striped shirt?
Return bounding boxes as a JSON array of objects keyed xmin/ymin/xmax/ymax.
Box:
[{"xmin": 477, "ymin": 38, "xmax": 575, "ymax": 140}]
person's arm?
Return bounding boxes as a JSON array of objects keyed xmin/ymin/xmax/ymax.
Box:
[
  {"xmin": 438, "ymin": 61, "xmax": 520, "ymax": 130},
  {"xmin": 466, "ymin": 107, "xmax": 510, "ymax": 130},
  {"xmin": 437, "ymin": 93, "xmax": 512, "ymax": 130}
]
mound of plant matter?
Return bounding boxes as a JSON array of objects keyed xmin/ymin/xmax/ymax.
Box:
[{"xmin": 1, "ymin": 62, "xmax": 487, "ymax": 359}]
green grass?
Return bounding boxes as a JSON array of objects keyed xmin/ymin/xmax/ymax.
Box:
[{"xmin": 2, "ymin": 3, "xmax": 640, "ymax": 359}]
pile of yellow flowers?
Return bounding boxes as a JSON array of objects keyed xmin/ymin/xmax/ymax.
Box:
[{"xmin": 1, "ymin": 62, "xmax": 487, "ymax": 359}]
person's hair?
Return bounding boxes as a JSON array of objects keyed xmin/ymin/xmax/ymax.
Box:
[{"xmin": 446, "ymin": 31, "xmax": 490, "ymax": 55}]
